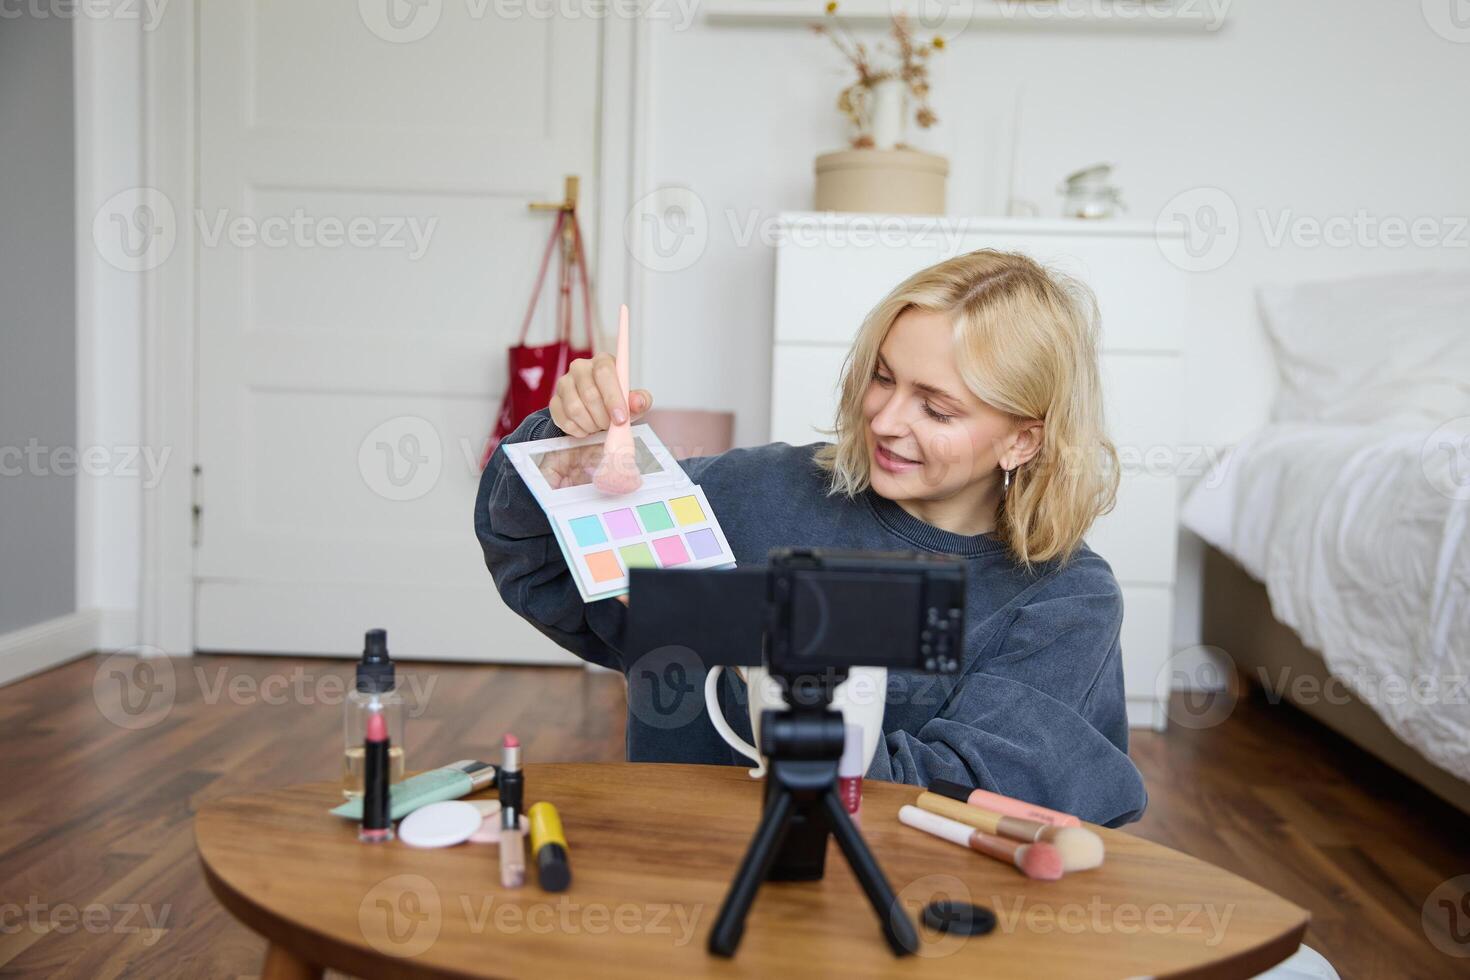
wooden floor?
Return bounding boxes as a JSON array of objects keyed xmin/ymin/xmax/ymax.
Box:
[{"xmin": 1, "ymin": 653, "xmax": 1466, "ymax": 979}]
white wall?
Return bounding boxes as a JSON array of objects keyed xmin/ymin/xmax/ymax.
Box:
[
  {"xmin": 74, "ymin": 14, "xmax": 145, "ymax": 648},
  {"xmin": 635, "ymin": 0, "xmax": 1470, "ymax": 649}
]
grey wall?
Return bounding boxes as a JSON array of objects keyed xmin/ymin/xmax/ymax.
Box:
[{"xmin": 0, "ymin": 16, "xmax": 77, "ymax": 633}]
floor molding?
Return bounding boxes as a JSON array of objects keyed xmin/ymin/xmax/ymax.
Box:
[{"xmin": 0, "ymin": 609, "xmax": 129, "ymax": 688}]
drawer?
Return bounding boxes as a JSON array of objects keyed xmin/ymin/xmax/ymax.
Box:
[
  {"xmin": 1086, "ymin": 473, "xmax": 1179, "ymax": 585},
  {"xmin": 1119, "ymin": 584, "xmax": 1175, "ymax": 702},
  {"xmin": 775, "ymin": 242, "xmax": 947, "ymax": 347},
  {"xmin": 770, "ymin": 347, "xmax": 1183, "ymax": 455},
  {"xmin": 774, "ymin": 227, "xmax": 1188, "ymax": 354},
  {"xmin": 956, "ymin": 232, "xmax": 1188, "ymax": 354},
  {"xmin": 1100, "ymin": 353, "xmax": 1184, "ymax": 450},
  {"xmin": 770, "ymin": 344, "xmax": 847, "ymax": 446}
]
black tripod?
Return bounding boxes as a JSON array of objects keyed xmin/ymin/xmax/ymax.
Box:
[{"xmin": 707, "ymin": 673, "xmax": 918, "ymax": 957}]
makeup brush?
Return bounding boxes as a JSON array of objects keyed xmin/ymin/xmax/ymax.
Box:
[
  {"xmin": 915, "ymin": 791, "xmax": 1104, "ymax": 873},
  {"xmin": 592, "ymin": 304, "xmax": 642, "ymax": 495},
  {"xmin": 900, "ymin": 806, "xmax": 1063, "ymax": 880}
]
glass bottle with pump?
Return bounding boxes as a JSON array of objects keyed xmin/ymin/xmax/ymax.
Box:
[{"xmin": 343, "ymin": 628, "xmax": 406, "ymax": 798}]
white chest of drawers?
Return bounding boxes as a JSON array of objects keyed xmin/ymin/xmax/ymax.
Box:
[{"xmin": 769, "ymin": 212, "xmax": 1189, "ymax": 729}]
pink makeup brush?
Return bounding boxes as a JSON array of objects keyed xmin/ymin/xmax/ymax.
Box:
[{"xmin": 592, "ymin": 304, "xmax": 642, "ymax": 495}]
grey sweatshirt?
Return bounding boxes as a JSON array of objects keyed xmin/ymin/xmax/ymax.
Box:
[{"xmin": 476, "ymin": 408, "xmax": 1148, "ymax": 827}]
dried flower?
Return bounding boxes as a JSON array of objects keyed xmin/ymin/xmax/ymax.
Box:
[{"xmin": 811, "ymin": 5, "xmax": 943, "ymax": 140}]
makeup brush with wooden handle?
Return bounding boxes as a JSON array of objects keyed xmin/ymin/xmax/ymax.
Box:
[
  {"xmin": 915, "ymin": 791, "xmax": 1104, "ymax": 872},
  {"xmin": 900, "ymin": 805, "xmax": 1063, "ymax": 880}
]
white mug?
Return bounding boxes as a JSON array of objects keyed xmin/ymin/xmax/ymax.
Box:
[{"xmin": 704, "ymin": 665, "xmax": 887, "ymax": 779}]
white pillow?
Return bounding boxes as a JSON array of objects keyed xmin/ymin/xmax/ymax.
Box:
[{"xmin": 1259, "ymin": 268, "xmax": 1470, "ymax": 425}]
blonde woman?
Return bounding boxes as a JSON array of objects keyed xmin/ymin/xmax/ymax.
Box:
[{"xmin": 477, "ymin": 250, "xmax": 1147, "ymax": 827}]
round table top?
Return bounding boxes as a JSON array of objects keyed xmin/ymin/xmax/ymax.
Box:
[{"xmin": 195, "ymin": 763, "xmax": 1307, "ymax": 979}]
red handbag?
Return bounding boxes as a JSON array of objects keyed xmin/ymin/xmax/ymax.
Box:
[{"xmin": 481, "ymin": 209, "xmax": 596, "ymax": 466}]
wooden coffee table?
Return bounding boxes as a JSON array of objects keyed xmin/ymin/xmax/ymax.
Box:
[{"xmin": 196, "ymin": 763, "xmax": 1307, "ymax": 978}]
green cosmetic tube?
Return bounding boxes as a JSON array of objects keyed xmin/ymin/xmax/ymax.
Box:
[{"xmin": 330, "ymin": 760, "xmax": 498, "ymax": 821}]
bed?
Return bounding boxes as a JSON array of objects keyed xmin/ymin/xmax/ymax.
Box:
[{"xmin": 1181, "ymin": 269, "xmax": 1470, "ymax": 814}]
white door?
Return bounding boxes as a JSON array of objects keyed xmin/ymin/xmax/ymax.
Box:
[{"xmin": 194, "ymin": 2, "xmax": 600, "ymax": 661}]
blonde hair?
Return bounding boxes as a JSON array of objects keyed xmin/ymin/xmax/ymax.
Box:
[{"xmin": 813, "ymin": 250, "xmax": 1118, "ymax": 567}]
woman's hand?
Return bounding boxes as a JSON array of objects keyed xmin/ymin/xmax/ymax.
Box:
[
  {"xmin": 549, "ymin": 354, "xmax": 654, "ymax": 438},
  {"xmin": 537, "ymin": 443, "xmax": 605, "ymax": 490}
]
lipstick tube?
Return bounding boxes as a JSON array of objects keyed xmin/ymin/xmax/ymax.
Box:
[
  {"xmin": 838, "ymin": 723, "xmax": 863, "ymax": 817},
  {"xmin": 358, "ymin": 708, "xmax": 394, "ymax": 843},
  {"xmin": 499, "ymin": 734, "xmax": 523, "ymax": 830}
]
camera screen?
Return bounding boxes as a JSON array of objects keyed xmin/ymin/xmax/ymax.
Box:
[{"xmin": 788, "ymin": 571, "xmax": 923, "ymax": 669}]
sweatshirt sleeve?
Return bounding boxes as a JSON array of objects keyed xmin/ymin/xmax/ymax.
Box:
[
  {"xmin": 868, "ymin": 571, "xmax": 1148, "ymax": 828},
  {"xmin": 474, "ymin": 408, "xmax": 627, "ymax": 670}
]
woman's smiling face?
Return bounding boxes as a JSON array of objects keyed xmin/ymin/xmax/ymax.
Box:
[{"xmin": 861, "ymin": 308, "xmax": 1036, "ymax": 529}]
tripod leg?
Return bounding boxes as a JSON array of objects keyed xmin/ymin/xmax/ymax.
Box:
[
  {"xmin": 821, "ymin": 791, "xmax": 918, "ymax": 956},
  {"xmin": 707, "ymin": 788, "xmax": 796, "ymax": 957}
]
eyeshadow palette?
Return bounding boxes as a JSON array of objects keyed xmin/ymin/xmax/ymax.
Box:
[{"xmin": 503, "ymin": 424, "xmax": 737, "ymax": 600}]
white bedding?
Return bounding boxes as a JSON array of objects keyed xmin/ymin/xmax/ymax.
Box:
[{"xmin": 1182, "ymin": 422, "xmax": 1470, "ymax": 781}]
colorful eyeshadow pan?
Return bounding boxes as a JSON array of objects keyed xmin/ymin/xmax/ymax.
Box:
[
  {"xmin": 685, "ymin": 527, "xmax": 721, "ymax": 560},
  {"xmin": 583, "ymin": 550, "xmax": 622, "ymax": 583},
  {"xmin": 669, "ymin": 495, "xmax": 705, "ymax": 526},
  {"xmin": 652, "ymin": 535, "xmax": 690, "ymax": 566},
  {"xmin": 569, "ymin": 515, "xmax": 606, "ymax": 547},
  {"xmin": 603, "ymin": 508, "xmax": 641, "ymax": 539},
  {"xmin": 619, "ymin": 542, "xmax": 656, "ymax": 568},
  {"xmin": 636, "ymin": 501, "xmax": 674, "ymax": 532}
]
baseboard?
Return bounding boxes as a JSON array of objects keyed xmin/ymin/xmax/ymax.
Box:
[
  {"xmin": 0, "ymin": 610, "xmax": 103, "ymax": 688},
  {"xmin": 1127, "ymin": 696, "xmax": 1167, "ymax": 731},
  {"xmin": 96, "ymin": 607, "xmax": 140, "ymax": 651}
]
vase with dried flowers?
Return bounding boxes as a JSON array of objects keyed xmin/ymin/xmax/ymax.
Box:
[{"xmin": 812, "ymin": 3, "xmax": 943, "ymax": 151}]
